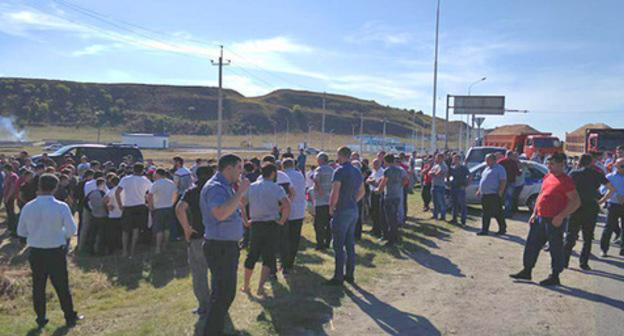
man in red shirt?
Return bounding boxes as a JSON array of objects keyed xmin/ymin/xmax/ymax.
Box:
[
  {"xmin": 420, "ymin": 156, "xmax": 433, "ymax": 211},
  {"xmin": 510, "ymin": 152, "xmax": 580, "ymax": 286}
]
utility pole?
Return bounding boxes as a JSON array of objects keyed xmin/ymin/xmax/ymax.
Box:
[
  {"xmin": 321, "ymin": 92, "xmax": 326, "ymax": 151},
  {"xmin": 211, "ymin": 45, "xmax": 230, "ymax": 159},
  {"xmin": 382, "ymin": 118, "xmax": 387, "ymax": 151},
  {"xmin": 444, "ymin": 94, "xmax": 450, "ymax": 150},
  {"xmin": 286, "ymin": 119, "xmax": 290, "ymax": 149},
  {"xmin": 359, "ymin": 112, "xmax": 364, "ymax": 154},
  {"xmin": 458, "ymin": 121, "xmax": 463, "ymax": 151},
  {"xmin": 430, "ymin": 0, "xmax": 441, "ymax": 153}
]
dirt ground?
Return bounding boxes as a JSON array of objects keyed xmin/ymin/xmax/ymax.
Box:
[{"xmin": 329, "ymin": 210, "xmax": 624, "ymax": 336}]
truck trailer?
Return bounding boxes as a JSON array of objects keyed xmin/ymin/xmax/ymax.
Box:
[{"xmin": 565, "ymin": 128, "xmax": 624, "ymax": 156}]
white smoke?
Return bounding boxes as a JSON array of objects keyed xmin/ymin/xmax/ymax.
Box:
[{"xmin": 0, "ymin": 116, "xmax": 27, "ymax": 142}]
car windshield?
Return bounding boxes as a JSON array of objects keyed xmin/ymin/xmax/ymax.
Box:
[
  {"xmin": 533, "ymin": 138, "xmax": 560, "ymax": 148},
  {"xmin": 466, "ymin": 148, "xmax": 505, "ymax": 163},
  {"xmin": 50, "ymin": 145, "xmax": 76, "ymax": 156}
]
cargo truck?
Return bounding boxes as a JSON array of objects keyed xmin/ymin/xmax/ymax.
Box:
[
  {"xmin": 565, "ymin": 128, "xmax": 624, "ymax": 156},
  {"xmin": 483, "ymin": 133, "xmax": 562, "ymax": 157}
]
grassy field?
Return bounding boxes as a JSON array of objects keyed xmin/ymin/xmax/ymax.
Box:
[{"xmin": 0, "ymin": 190, "xmax": 464, "ymax": 336}]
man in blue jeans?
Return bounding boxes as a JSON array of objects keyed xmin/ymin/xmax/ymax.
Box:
[
  {"xmin": 429, "ymin": 153, "xmax": 448, "ymax": 220},
  {"xmin": 448, "ymin": 154, "xmax": 470, "ymax": 226},
  {"xmin": 326, "ymin": 146, "xmax": 365, "ymax": 286},
  {"xmin": 497, "ymin": 151, "xmax": 521, "ymax": 218},
  {"xmin": 378, "ymin": 154, "xmax": 409, "ymax": 246}
]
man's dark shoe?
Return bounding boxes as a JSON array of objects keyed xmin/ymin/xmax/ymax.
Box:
[
  {"xmin": 476, "ymin": 231, "xmax": 489, "ymax": 236},
  {"xmin": 36, "ymin": 318, "xmax": 49, "ymax": 329},
  {"xmin": 495, "ymin": 230, "xmax": 506, "ymax": 236},
  {"xmin": 509, "ymin": 269, "xmax": 532, "ymax": 281},
  {"xmin": 539, "ymin": 274, "xmax": 560, "ymax": 286},
  {"xmin": 384, "ymin": 241, "xmax": 396, "ymax": 247},
  {"xmin": 344, "ymin": 276, "xmax": 355, "ymax": 284},
  {"xmin": 580, "ymin": 263, "xmax": 591, "ymax": 271},
  {"xmin": 449, "ymin": 220, "xmax": 458, "ymax": 225},
  {"xmin": 66, "ymin": 314, "xmax": 84, "ymax": 327},
  {"xmin": 324, "ymin": 278, "xmax": 343, "ymax": 286}
]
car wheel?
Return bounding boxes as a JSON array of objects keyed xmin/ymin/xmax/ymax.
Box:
[{"xmin": 527, "ymin": 194, "xmax": 537, "ymax": 213}]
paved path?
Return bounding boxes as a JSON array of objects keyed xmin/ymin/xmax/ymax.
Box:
[{"xmin": 330, "ymin": 209, "xmax": 624, "ymax": 336}]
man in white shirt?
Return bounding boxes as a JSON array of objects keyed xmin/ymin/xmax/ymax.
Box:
[
  {"xmin": 148, "ymin": 168, "xmax": 178, "ymax": 254},
  {"xmin": 282, "ymin": 158, "xmax": 307, "ymax": 276},
  {"xmin": 17, "ymin": 174, "xmax": 83, "ymax": 328},
  {"xmin": 115, "ymin": 163, "xmax": 152, "ymax": 258},
  {"xmin": 104, "ymin": 175, "xmax": 123, "ymax": 254},
  {"xmin": 366, "ymin": 158, "xmax": 385, "ymax": 237}
]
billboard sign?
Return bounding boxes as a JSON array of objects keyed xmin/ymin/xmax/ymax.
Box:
[{"xmin": 450, "ymin": 95, "xmax": 505, "ymax": 115}]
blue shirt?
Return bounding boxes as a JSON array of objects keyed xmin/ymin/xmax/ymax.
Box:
[
  {"xmin": 200, "ymin": 172, "xmax": 243, "ymax": 241},
  {"xmin": 17, "ymin": 195, "xmax": 77, "ymax": 248},
  {"xmin": 479, "ymin": 163, "xmax": 507, "ymax": 195},
  {"xmin": 449, "ymin": 165, "xmax": 470, "ymax": 189},
  {"xmin": 297, "ymin": 154, "xmax": 307, "ymax": 171},
  {"xmin": 606, "ymin": 172, "xmax": 624, "ymax": 204},
  {"xmin": 332, "ymin": 161, "xmax": 363, "ymax": 211}
]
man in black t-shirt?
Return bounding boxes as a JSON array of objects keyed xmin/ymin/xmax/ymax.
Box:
[
  {"xmin": 175, "ymin": 165, "xmax": 215, "ymax": 315},
  {"xmin": 563, "ymin": 154, "xmax": 615, "ymax": 270}
]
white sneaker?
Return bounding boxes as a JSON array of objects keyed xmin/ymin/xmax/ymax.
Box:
[{"xmin": 601, "ymin": 251, "xmax": 608, "ymax": 258}]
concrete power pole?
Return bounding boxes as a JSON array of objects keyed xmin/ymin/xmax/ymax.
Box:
[
  {"xmin": 382, "ymin": 118, "xmax": 387, "ymax": 151},
  {"xmin": 321, "ymin": 92, "xmax": 326, "ymax": 151},
  {"xmin": 211, "ymin": 45, "xmax": 230, "ymax": 159},
  {"xmin": 430, "ymin": 0, "xmax": 441, "ymax": 153},
  {"xmin": 359, "ymin": 112, "xmax": 364, "ymax": 153}
]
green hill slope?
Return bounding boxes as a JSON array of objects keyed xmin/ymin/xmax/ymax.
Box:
[{"xmin": 0, "ymin": 77, "xmax": 464, "ymax": 138}]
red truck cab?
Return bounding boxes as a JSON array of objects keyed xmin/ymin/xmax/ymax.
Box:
[{"xmin": 524, "ymin": 135, "xmax": 563, "ymax": 159}]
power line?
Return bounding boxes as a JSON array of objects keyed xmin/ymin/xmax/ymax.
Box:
[{"xmin": 53, "ymin": 0, "xmax": 303, "ymax": 92}]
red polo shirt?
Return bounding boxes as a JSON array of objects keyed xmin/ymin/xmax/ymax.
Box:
[{"xmin": 535, "ymin": 172, "xmax": 575, "ymax": 217}]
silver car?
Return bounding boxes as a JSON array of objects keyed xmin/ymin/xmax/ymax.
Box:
[{"xmin": 466, "ymin": 160, "xmax": 548, "ymax": 212}]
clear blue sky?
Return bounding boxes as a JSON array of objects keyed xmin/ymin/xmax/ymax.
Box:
[{"xmin": 1, "ymin": 0, "xmax": 622, "ymax": 138}]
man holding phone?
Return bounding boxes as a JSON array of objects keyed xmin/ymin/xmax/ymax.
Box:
[{"xmin": 510, "ymin": 152, "xmax": 580, "ymax": 286}]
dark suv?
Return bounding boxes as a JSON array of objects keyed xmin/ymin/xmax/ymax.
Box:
[{"xmin": 33, "ymin": 144, "xmax": 144, "ymax": 166}]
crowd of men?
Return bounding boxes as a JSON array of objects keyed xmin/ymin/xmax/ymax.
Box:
[{"xmin": 2, "ymin": 143, "xmax": 624, "ymax": 334}]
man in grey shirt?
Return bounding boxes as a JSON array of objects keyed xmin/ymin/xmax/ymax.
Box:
[
  {"xmin": 313, "ymin": 152, "xmax": 334, "ymax": 250},
  {"xmin": 476, "ymin": 153, "xmax": 507, "ymax": 235},
  {"xmin": 241, "ymin": 163, "xmax": 290, "ymax": 295},
  {"xmin": 429, "ymin": 153, "xmax": 449, "ymax": 220},
  {"xmin": 378, "ymin": 154, "xmax": 409, "ymax": 246}
]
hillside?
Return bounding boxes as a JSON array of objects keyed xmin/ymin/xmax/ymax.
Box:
[{"xmin": 0, "ymin": 77, "xmax": 465, "ymax": 138}]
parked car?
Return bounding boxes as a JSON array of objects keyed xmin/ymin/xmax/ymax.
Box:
[
  {"xmin": 465, "ymin": 146, "xmax": 507, "ymax": 169},
  {"xmin": 465, "ymin": 160, "xmax": 547, "ymax": 212},
  {"xmin": 43, "ymin": 143, "xmax": 63, "ymax": 152},
  {"xmin": 32, "ymin": 144, "xmax": 143, "ymax": 167},
  {"xmin": 305, "ymin": 147, "xmax": 321, "ymax": 155}
]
